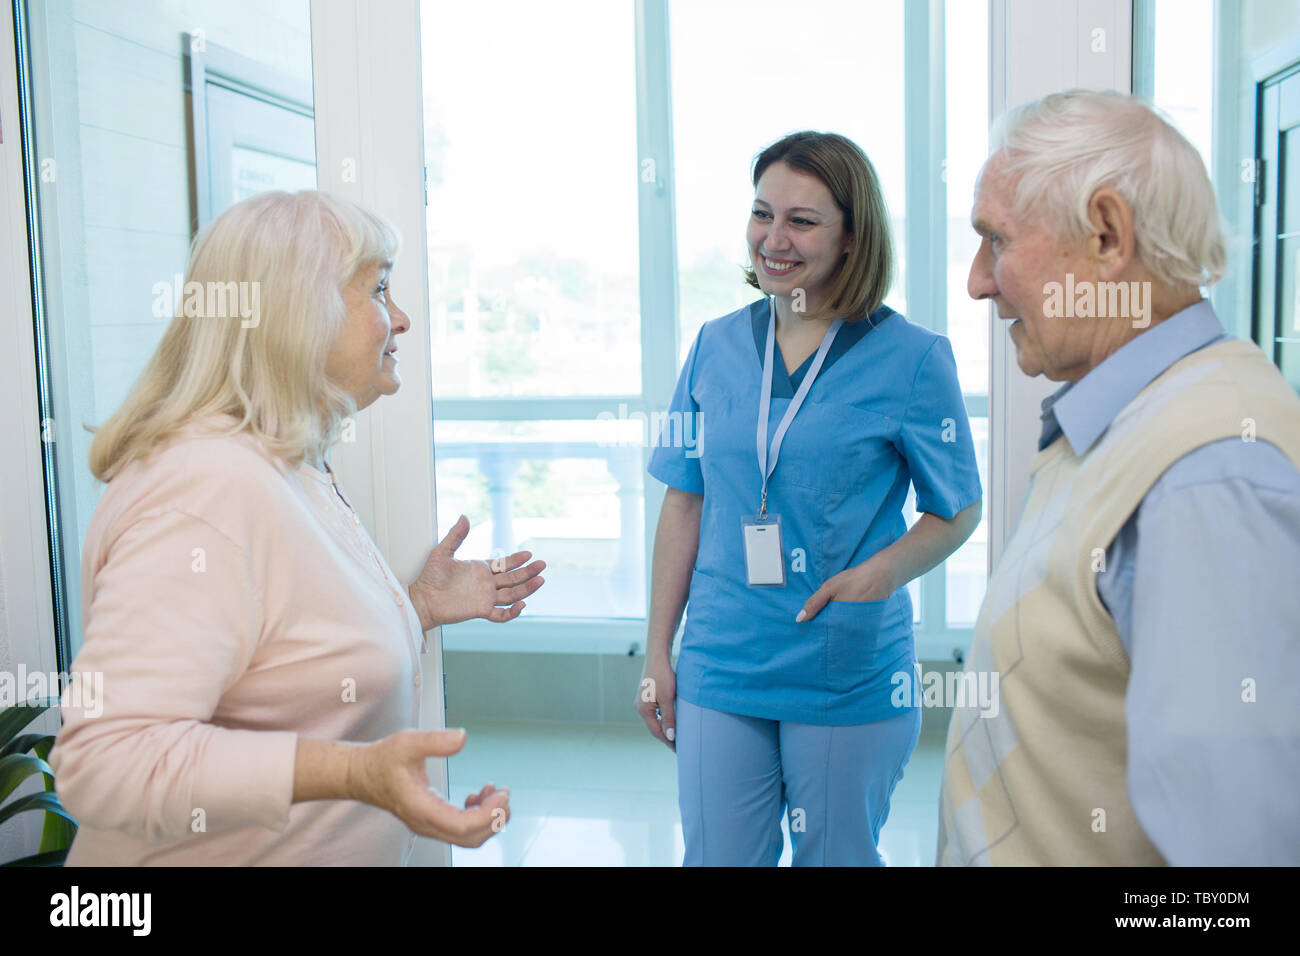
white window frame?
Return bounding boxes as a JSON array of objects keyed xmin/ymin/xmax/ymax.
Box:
[{"xmin": 422, "ymin": 0, "xmax": 998, "ymax": 662}]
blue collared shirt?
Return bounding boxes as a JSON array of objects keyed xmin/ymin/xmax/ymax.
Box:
[{"xmin": 1037, "ymin": 299, "xmax": 1300, "ymax": 865}]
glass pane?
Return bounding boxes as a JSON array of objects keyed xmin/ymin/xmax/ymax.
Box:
[
  {"xmin": 434, "ymin": 420, "xmax": 647, "ymax": 618},
  {"xmin": 945, "ymin": 417, "xmax": 989, "ymax": 627},
  {"xmin": 946, "ymin": 0, "xmax": 990, "ymax": 627},
  {"xmin": 24, "ymin": 0, "xmax": 316, "ymax": 657},
  {"xmin": 1151, "ymin": 0, "xmax": 1215, "ymax": 171},
  {"xmin": 670, "ymin": 0, "xmax": 907, "ymax": 362},
  {"xmin": 902, "ymin": 488, "xmax": 922, "ymax": 625},
  {"xmin": 421, "ymin": 0, "xmax": 641, "ymax": 397},
  {"xmin": 946, "ymin": 0, "xmax": 990, "ymax": 402},
  {"xmin": 1141, "ymin": 0, "xmax": 1262, "ymax": 342},
  {"xmin": 1275, "ymin": 234, "xmax": 1300, "ymax": 391}
]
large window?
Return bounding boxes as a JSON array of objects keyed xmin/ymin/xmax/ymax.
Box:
[
  {"xmin": 422, "ymin": 1, "xmax": 647, "ymax": 629},
  {"xmin": 670, "ymin": 1, "xmax": 907, "ymax": 350},
  {"xmin": 16, "ymin": 0, "xmax": 992, "ymax": 665},
  {"xmin": 426, "ymin": 0, "xmax": 990, "ymax": 660}
]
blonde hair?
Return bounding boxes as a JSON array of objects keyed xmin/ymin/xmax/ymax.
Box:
[
  {"xmin": 989, "ymin": 89, "xmax": 1226, "ymax": 288},
  {"xmin": 88, "ymin": 190, "xmax": 400, "ymax": 482}
]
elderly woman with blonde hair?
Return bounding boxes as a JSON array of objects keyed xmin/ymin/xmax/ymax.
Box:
[{"xmin": 50, "ymin": 190, "xmax": 544, "ymax": 865}]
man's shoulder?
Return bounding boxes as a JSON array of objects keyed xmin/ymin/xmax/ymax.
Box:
[
  {"xmin": 1146, "ymin": 436, "xmax": 1300, "ymax": 507},
  {"xmin": 1125, "ymin": 337, "xmax": 1300, "ymax": 437},
  {"xmin": 1166, "ymin": 336, "xmax": 1296, "ymax": 396}
]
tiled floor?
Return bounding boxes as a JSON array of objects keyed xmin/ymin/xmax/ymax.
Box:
[{"xmin": 446, "ymin": 720, "xmax": 945, "ymax": 867}]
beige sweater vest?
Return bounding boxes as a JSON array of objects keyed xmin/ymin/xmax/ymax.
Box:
[{"xmin": 937, "ymin": 339, "xmax": 1300, "ymax": 865}]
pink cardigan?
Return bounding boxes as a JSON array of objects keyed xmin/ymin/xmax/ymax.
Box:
[{"xmin": 50, "ymin": 416, "xmax": 425, "ymax": 865}]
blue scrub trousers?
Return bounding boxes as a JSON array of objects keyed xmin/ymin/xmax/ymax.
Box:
[{"xmin": 675, "ymin": 697, "xmax": 922, "ymax": 866}]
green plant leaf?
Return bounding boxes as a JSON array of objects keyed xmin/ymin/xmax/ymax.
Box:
[
  {"xmin": 25, "ymin": 735, "xmax": 77, "ymax": 853},
  {"xmin": 38, "ymin": 810, "xmax": 76, "ymax": 855},
  {"xmin": 0, "ymin": 753, "xmax": 54, "ymax": 805},
  {"xmin": 0, "ymin": 700, "xmax": 58, "ymax": 749},
  {"xmin": 0, "ymin": 791, "xmax": 77, "ymax": 829},
  {"xmin": 2, "ymin": 848, "xmax": 70, "ymax": 866},
  {"xmin": 0, "ymin": 733, "xmax": 48, "ymax": 758},
  {"xmin": 0, "ymin": 716, "xmax": 76, "ymax": 863}
]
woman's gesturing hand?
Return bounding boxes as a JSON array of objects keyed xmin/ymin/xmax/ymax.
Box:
[
  {"xmin": 408, "ymin": 515, "xmax": 546, "ymax": 629},
  {"xmin": 636, "ymin": 657, "xmax": 678, "ymax": 752},
  {"xmin": 351, "ymin": 729, "xmax": 510, "ymax": 847}
]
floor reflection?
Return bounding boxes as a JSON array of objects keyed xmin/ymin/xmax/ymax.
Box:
[{"xmin": 446, "ymin": 721, "xmax": 944, "ymax": 867}]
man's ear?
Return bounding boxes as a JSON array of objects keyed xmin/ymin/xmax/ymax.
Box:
[{"xmin": 1087, "ymin": 188, "xmax": 1135, "ymax": 277}]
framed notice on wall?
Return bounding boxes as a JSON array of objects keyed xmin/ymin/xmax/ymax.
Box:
[{"xmin": 184, "ymin": 35, "xmax": 317, "ymax": 233}]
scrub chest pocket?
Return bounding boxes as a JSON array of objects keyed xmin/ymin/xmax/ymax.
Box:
[{"xmin": 780, "ymin": 400, "xmax": 901, "ymax": 497}]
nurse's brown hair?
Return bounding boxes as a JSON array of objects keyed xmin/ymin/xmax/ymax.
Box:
[{"xmin": 743, "ymin": 131, "xmax": 895, "ymax": 323}]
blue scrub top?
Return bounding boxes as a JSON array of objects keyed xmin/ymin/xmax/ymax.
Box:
[{"xmin": 648, "ymin": 298, "xmax": 982, "ymax": 725}]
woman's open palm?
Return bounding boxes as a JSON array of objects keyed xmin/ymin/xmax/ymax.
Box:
[{"xmin": 409, "ymin": 515, "xmax": 546, "ymax": 627}]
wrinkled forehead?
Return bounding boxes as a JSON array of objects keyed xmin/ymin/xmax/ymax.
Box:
[{"xmin": 970, "ymin": 155, "xmax": 1012, "ymax": 226}]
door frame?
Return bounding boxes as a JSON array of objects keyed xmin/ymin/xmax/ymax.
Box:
[
  {"xmin": 307, "ymin": 0, "xmax": 450, "ymax": 866},
  {"xmin": 0, "ymin": 0, "xmax": 63, "ymax": 860},
  {"xmin": 1251, "ymin": 38, "xmax": 1300, "ymax": 381}
]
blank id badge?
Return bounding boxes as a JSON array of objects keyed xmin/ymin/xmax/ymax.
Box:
[{"xmin": 742, "ymin": 514, "xmax": 786, "ymax": 587}]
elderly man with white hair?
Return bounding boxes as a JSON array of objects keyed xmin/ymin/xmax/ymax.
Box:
[{"xmin": 937, "ymin": 89, "xmax": 1300, "ymax": 866}]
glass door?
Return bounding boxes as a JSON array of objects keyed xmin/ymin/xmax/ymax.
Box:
[
  {"xmin": 1257, "ymin": 66, "xmax": 1300, "ymax": 393},
  {"xmin": 16, "ymin": 0, "xmax": 317, "ymax": 664}
]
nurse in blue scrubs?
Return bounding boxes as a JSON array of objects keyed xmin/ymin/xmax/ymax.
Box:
[{"xmin": 636, "ymin": 130, "xmax": 982, "ymax": 866}]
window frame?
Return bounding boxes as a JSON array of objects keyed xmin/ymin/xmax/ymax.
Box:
[{"xmin": 432, "ymin": 0, "xmax": 991, "ymax": 661}]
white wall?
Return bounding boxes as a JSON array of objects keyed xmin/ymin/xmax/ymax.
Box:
[{"xmin": 986, "ymin": 0, "xmax": 1132, "ymax": 571}]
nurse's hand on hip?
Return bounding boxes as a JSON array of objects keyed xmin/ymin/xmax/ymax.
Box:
[{"xmin": 796, "ymin": 552, "xmax": 898, "ymax": 622}]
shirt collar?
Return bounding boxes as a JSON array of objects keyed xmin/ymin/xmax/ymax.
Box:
[
  {"xmin": 749, "ymin": 297, "xmax": 891, "ymax": 398},
  {"xmin": 1038, "ymin": 299, "xmax": 1230, "ymax": 454}
]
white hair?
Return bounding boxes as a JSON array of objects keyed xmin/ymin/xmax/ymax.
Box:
[
  {"xmin": 987, "ymin": 89, "xmax": 1226, "ymax": 288},
  {"xmin": 89, "ymin": 190, "xmax": 401, "ymax": 482}
]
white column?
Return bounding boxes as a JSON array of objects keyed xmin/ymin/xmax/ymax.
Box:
[
  {"xmin": 310, "ymin": 0, "xmax": 450, "ymax": 866},
  {"xmin": 986, "ymin": 0, "xmax": 1133, "ymax": 571}
]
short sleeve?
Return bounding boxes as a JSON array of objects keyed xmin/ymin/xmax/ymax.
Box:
[
  {"xmin": 48, "ymin": 509, "xmax": 298, "ymax": 844},
  {"xmin": 896, "ymin": 336, "xmax": 982, "ymax": 518},
  {"xmin": 647, "ymin": 326, "xmax": 706, "ymax": 494}
]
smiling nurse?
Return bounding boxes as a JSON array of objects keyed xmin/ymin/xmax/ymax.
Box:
[{"xmin": 636, "ymin": 131, "xmax": 983, "ymax": 866}]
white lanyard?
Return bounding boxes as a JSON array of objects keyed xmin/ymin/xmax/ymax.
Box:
[{"xmin": 756, "ymin": 297, "xmax": 842, "ymax": 516}]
